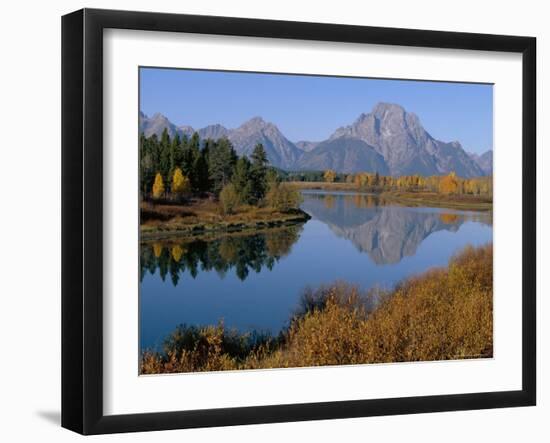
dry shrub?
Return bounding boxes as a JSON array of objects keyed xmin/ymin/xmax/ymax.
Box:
[
  {"xmin": 140, "ymin": 323, "xmax": 273, "ymax": 374},
  {"xmin": 141, "ymin": 243, "xmax": 493, "ymax": 374},
  {"xmin": 266, "ymin": 183, "xmax": 302, "ymax": 212}
]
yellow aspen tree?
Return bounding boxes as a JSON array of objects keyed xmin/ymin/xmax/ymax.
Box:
[
  {"xmin": 324, "ymin": 194, "xmax": 335, "ymax": 209},
  {"xmin": 152, "ymin": 172, "xmax": 165, "ymax": 199},
  {"xmin": 439, "ymin": 172, "xmax": 459, "ymax": 194},
  {"xmin": 153, "ymin": 243, "xmax": 163, "ymax": 258},
  {"xmin": 171, "ymin": 244, "xmax": 184, "ymax": 262},
  {"xmin": 324, "ymin": 169, "xmax": 336, "ymax": 183},
  {"xmin": 171, "ymin": 167, "xmax": 190, "ymax": 198},
  {"xmin": 440, "ymin": 213, "xmax": 459, "ymax": 224},
  {"xmin": 354, "ymin": 172, "xmax": 369, "ymax": 188}
]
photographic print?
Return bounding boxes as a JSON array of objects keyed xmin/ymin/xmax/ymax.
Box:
[{"xmin": 138, "ymin": 68, "xmax": 493, "ymax": 375}]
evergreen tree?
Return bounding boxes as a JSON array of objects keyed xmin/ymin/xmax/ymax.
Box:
[
  {"xmin": 169, "ymin": 134, "xmax": 182, "ymax": 177},
  {"xmin": 232, "ymin": 156, "xmax": 253, "ymax": 203},
  {"xmin": 139, "ymin": 133, "xmax": 155, "ymax": 196},
  {"xmin": 189, "ymin": 132, "xmax": 200, "ymax": 151},
  {"xmin": 181, "ymin": 132, "xmax": 201, "ymax": 188},
  {"xmin": 208, "ymin": 138, "xmax": 237, "ymax": 195},
  {"xmin": 139, "ymin": 132, "xmax": 147, "ymax": 162},
  {"xmin": 193, "ymin": 150, "xmax": 210, "ymax": 194},
  {"xmin": 149, "ymin": 133, "xmax": 161, "ymax": 176},
  {"xmin": 249, "ymin": 143, "xmax": 269, "ymax": 202},
  {"xmin": 159, "ymin": 128, "xmax": 171, "ymax": 182}
]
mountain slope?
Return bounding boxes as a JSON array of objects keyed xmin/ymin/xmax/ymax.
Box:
[
  {"xmin": 227, "ymin": 117, "xmax": 302, "ymax": 169},
  {"xmin": 296, "ymin": 137, "xmax": 389, "ymax": 174},
  {"xmin": 296, "ymin": 141, "xmax": 320, "ymax": 152},
  {"xmin": 139, "ymin": 112, "xmax": 181, "ymax": 139},
  {"xmin": 198, "ymin": 124, "xmax": 230, "ymax": 141},
  {"xmin": 470, "ymin": 150, "xmax": 493, "ymax": 175},
  {"xmin": 328, "ymin": 103, "xmax": 485, "ymax": 177}
]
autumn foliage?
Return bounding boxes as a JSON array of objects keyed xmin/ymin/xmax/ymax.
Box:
[
  {"xmin": 171, "ymin": 167, "xmax": 191, "ymax": 198},
  {"xmin": 152, "ymin": 173, "xmax": 165, "ymax": 200},
  {"xmin": 266, "ymin": 183, "xmax": 302, "ymax": 212},
  {"xmin": 141, "ymin": 243, "xmax": 493, "ymax": 374},
  {"xmin": 439, "ymin": 172, "xmax": 459, "ymax": 194},
  {"xmin": 219, "ymin": 183, "xmax": 240, "ymax": 215},
  {"xmin": 348, "ymin": 171, "xmax": 492, "ymax": 196},
  {"xmin": 323, "ymin": 169, "xmax": 336, "ymax": 183}
]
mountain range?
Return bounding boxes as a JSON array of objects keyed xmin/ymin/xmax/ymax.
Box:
[{"xmin": 139, "ymin": 103, "xmax": 492, "ymax": 177}]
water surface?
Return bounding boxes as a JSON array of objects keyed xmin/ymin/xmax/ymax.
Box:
[{"xmin": 140, "ymin": 191, "xmax": 492, "ymax": 351}]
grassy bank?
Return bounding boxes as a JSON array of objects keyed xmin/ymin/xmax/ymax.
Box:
[
  {"xmin": 288, "ymin": 181, "xmax": 359, "ymax": 191},
  {"xmin": 287, "ymin": 181, "xmax": 492, "ymax": 211},
  {"xmin": 380, "ymin": 191, "xmax": 492, "ymax": 211},
  {"xmin": 141, "ymin": 223, "xmax": 302, "ymax": 246},
  {"xmin": 140, "ymin": 199, "xmax": 310, "ymax": 241},
  {"xmin": 140, "ymin": 243, "xmax": 493, "ymax": 374}
]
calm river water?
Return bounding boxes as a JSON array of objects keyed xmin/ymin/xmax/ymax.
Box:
[{"xmin": 140, "ymin": 191, "xmax": 492, "ymax": 351}]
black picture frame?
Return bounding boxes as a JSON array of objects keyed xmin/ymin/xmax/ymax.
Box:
[{"xmin": 62, "ymin": 8, "xmax": 536, "ymax": 435}]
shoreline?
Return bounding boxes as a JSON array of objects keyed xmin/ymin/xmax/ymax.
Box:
[
  {"xmin": 288, "ymin": 181, "xmax": 492, "ymax": 211},
  {"xmin": 141, "ymin": 208, "xmax": 311, "ymax": 241},
  {"xmin": 380, "ymin": 191, "xmax": 492, "ymax": 211},
  {"xmin": 139, "ymin": 185, "xmax": 491, "ymax": 242},
  {"xmin": 141, "ymin": 222, "xmax": 304, "ymax": 245}
]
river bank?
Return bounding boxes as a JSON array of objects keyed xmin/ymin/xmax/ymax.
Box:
[
  {"xmin": 287, "ymin": 181, "xmax": 492, "ymax": 211},
  {"xmin": 380, "ymin": 191, "xmax": 492, "ymax": 211},
  {"xmin": 140, "ymin": 199, "xmax": 310, "ymax": 241}
]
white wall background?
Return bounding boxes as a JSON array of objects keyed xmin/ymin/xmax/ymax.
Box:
[{"xmin": 0, "ymin": 0, "xmax": 546, "ymax": 441}]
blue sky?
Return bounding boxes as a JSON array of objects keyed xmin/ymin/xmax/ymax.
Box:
[{"xmin": 140, "ymin": 67, "xmax": 493, "ymax": 154}]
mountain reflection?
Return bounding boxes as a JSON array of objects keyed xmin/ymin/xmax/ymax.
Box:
[
  {"xmin": 140, "ymin": 226, "xmax": 303, "ymax": 285},
  {"xmin": 301, "ymin": 192, "xmax": 492, "ymax": 265}
]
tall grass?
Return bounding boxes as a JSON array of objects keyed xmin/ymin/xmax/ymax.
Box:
[{"xmin": 140, "ymin": 243, "xmax": 492, "ymax": 374}]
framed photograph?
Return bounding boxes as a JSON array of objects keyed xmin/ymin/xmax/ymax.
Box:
[{"xmin": 62, "ymin": 8, "xmax": 536, "ymax": 435}]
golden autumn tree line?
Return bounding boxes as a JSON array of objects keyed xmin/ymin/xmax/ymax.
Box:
[{"xmin": 325, "ymin": 170, "xmax": 492, "ymax": 196}]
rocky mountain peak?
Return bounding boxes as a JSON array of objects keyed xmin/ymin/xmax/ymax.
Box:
[
  {"xmin": 371, "ymin": 102, "xmax": 406, "ymax": 118},
  {"xmin": 140, "ymin": 112, "xmax": 180, "ymax": 138},
  {"xmin": 178, "ymin": 125, "xmax": 195, "ymax": 135},
  {"xmin": 198, "ymin": 124, "xmax": 229, "ymax": 140},
  {"xmin": 230, "ymin": 117, "xmax": 301, "ymax": 168},
  {"xmin": 326, "ymin": 102, "xmax": 484, "ymax": 176},
  {"xmin": 239, "ymin": 116, "xmax": 271, "ymax": 131},
  {"xmin": 151, "ymin": 112, "xmax": 168, "ymax": 121},
  {"xmin": 450, "ymin": 140, "xmax": 462, "ymax": 149}
]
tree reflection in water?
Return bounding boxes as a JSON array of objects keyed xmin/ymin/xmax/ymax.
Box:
[{"xmin": 140, "ymin": 225, "xmax": 303, "ymax": 285}]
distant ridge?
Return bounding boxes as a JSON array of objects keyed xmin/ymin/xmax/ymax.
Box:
[
  {"xmin": 139, "ymin": 103, "xmax": 490, "ymax": 177},
  {"xmin": 469, "ymin": 150, "xmax": 493, "ymax": 175}
]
